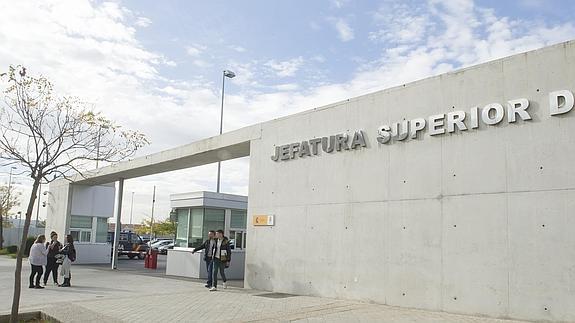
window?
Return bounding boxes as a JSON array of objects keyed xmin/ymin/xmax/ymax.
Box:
[
  {"xmin": 231, "ymin": 210, "xmax": 247, "ymax": 229},
  {"xmin": 95, "ymin": 217, "xmax": 108, "ymax": 243},
  {"xmin": 203, "ymin": 208, "xmax": 225, "ymax": 238},
  {"xmin": 175, "ymin": 209, "xmax": 189, "ymax": 248},
  {"xmin": 70, "ymin": 215, "xmax": 93, "ymax": 243},
  {"xmin": 229, "ymin": 230, "xmax": 246, "ymax": 249},
  {"xmin": 70, "ymin": 215, "xmax": 92, "ymax": 229},
  {"xmin": 70, "ymin": 215, "xmax": 108, "ymax": 243},
  {"xmin": 188, "ymin": 208, "xmax": 204, "ymax": 248}
]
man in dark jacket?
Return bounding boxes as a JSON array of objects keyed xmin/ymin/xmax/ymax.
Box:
[
  {"xmin": 209, "ymin": 229, "xmax": 231, "ymax": 291},
  {"xmin": 192, "ymin": 230, "xmax": 215, "ymax": 288},
  {"xmin": 43, "ymin": 231, "xmax": 62, "ymax": 286}
]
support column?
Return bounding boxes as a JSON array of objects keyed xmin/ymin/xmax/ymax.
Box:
[{"xmin": 112, "ymin": 179, "xmax": 124, "ymax": 270}]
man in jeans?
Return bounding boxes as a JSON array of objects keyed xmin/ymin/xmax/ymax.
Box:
[
  {"xmin": 192, "ymin": 230, "xmax": 216, "ymax": 288},
  {"xmin": 209, "ymin": 229, "xmax": 231, "ymax": 291}
]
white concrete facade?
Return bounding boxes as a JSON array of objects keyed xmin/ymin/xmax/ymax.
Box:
[
  {"xmin": 46, "ymin": 184, "xmax": 114, "ymax": 264},
  {"xmin": 47, "ymin": 41, "xmax": 575, "ymax": 321},
  {"xmin": 245, "ymin": 41, "xmax": 575, "ymax": 322}
]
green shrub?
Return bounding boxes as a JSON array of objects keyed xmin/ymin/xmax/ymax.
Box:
[
  {"xmin": 24, "ymin": 236, "xmax": 36, "ymax": 256},
  {"xmin": 0, "ymin": 249, "xmax": 9, "ymax": 255},
  {"xmin": 6, "ymin": 245, "xmax": 18, "ymax": 254}
]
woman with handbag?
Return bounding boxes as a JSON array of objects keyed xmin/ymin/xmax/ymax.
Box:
[
  {"xmin": 43, "ymin": 231, "xmax": 62, "ymax": 286},
  {"xmin": 29, "ymin": 235, "xmax": 48, "ymax": 289},
  {"xmin": 58, "ymin": 234, "xmax": 76, "ymax": 287}
]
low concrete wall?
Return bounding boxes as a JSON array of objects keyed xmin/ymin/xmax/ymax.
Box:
[
  {"xmin": 166, "ymin": 248, "xmax": 245, "ymax": 280},
  {"xmin": 74, "ymin": 243, "xmax": 110, "ymax": 264}
]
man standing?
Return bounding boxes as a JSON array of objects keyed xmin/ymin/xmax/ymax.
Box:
[
  {"xmin": 209, "ymin": 229, "xmax": 231, "ymax": 291},
  {"xmin": 192, "ymin": 230, "xmax": 215, "ymax": 288}
]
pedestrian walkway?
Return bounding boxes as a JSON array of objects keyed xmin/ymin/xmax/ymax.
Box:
[{"xmin": 0, "ymin": 256, "xmax": 527, "ymax": 322}]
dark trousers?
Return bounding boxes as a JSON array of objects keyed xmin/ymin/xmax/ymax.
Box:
[
  {"xmin": 212, "ymin": 258, "xmax": 227, "ymax": 288},
  {"xmin": 44, "ymin": 257, "xmax": 59, "ymax": 284},
  {"xmin": 29, "ymin": 265, "xmax": 43, "ymax": 287},
  {"xmin": 205, "ymin": 259, "xmax": 213, "ymax": 286}
]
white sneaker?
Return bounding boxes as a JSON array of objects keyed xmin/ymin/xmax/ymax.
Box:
[
  {"xmin": 223, "ymin": 282, "xmax": 227, "ymax": 289},
  {"xmin": 209, "ymin": 287, "xmax": 217, "ymax": 291}
]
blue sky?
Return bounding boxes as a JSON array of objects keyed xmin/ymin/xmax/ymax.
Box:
[{"xmin": 0, "ymin": 0, "xmax": 574, "ymax": 223}]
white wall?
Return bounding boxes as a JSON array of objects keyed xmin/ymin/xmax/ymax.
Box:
[
  {"xmin": 70, "ymin": 184, "xmax": 115, "ymax": 217},
  {"xmin": 46, "ymin": 182, "xmax": 115, "ymax": 246},
  {"xmin": 45, "ymin": 180, "xmax": 72, "ymax": 238},
  {"xmin": 74, "ymin": 243, "xmax": 111, "ymax": 264},
  {"xmin": 245, "ymin": 41, "xmax": 575, "ymax": 322}
]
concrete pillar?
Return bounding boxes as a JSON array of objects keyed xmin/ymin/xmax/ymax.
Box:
[{"xmin": 111, "ymin": 179, "xmax": 124, "ymax": 269}]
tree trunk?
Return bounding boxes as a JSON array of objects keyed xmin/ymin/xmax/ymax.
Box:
[{"xmin": 10, "ymin": 178, "xmax": 40, "ymax": 323}]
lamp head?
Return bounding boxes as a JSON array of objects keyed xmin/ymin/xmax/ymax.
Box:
[{"xmin": 223, "ymin": 70, "xmax": 236, "ymax": 78}]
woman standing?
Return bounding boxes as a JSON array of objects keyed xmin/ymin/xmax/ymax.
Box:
[
  {"xmin": 28, "ymin": 235, "xmax": 48, "ymax": 289},
  {"xmin": 59, "ymin": 234, "xmax": 76, "ymax": 287},
  {"xmin": 43, "ymin": 231, "xmax": 62, "ymax": 286}
]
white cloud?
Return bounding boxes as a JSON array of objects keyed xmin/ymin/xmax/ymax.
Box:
[
  {"xmin": 230, "ymin": 45, "xmax": 246, "ymax": 53},
  {"xmin": 369, "ymin": 3, "xmax": 432, "ymax": 44},
  {"xmin": 264, "ymin": 57, "xmax": 304, "ymax": 77},
  {"xmin": 274, "ymin": 83, "xmax": 300, "ymax": 91},
  {"xmin": 186, "ymin": 44, "xmax": 207, "ymax": 57},
  {"xmin": 333, "ymin": 18, "xmax": 354, "ymax": 42},
  {"xmin": 135, "ymin": 16, "xmax": 152, "ymax": 28}
]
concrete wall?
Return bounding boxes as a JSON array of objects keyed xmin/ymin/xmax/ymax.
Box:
[
  {"xmin": 70, "ymin": 184, "xmax": 115, "ymax": 217},
  {"xmin": 245, "ymin": 41, "xmax": 575, "ymax": 321},
  {"xmin": 45, "ymin": 179, "xmax": 72, "ymax": 238},
  {"xmin": 167, "ymin": 248, "xmax": 245, "ymax": 280},
  {"xmin": 46, "ymin": 182, "xmax": 115, "ymax": 263},
  {"xmin": 74, "ymin": 243, "xmax": 111, "ymax": 264}
]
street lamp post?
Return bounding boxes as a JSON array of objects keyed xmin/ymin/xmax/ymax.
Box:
[
  {"xmin": 216, "ymin": 70, "xmax": 236, "ymax": 193},
  {"xmin": 129, "ymin": 192, "xmax": 134, "ymax": 229}
]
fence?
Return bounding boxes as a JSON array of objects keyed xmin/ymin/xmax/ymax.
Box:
[{"xmin": 2, "ymin": 227, "xmax": 44, "ymax": 247}]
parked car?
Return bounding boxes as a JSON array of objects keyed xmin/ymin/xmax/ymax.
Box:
[
  {"xmin": 151, "ymin": 240, "xmax": 173, "ymax": 249},
  {"xmin": 148, "ymin": 238, "xmax": 172, "ymax": 247},
  {"xmin": 157, "ymin": 242, "xmax": 175, "ymax": 255},
  {"xmin": 107, "ymin": 231, "xmax": 149, "ymax": 259}
]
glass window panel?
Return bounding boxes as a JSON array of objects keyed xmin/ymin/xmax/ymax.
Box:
[
  {"xmin": 235, "ymin": 231, "xmax": 243, "ymax": 250},
  {"xmin": 231, "ymin": 210, "xmax": 247, "ymax": 229},
  {"xmin": 70, "ymin": 215, "xmax": 93, "ymax": 229},
  {"xmin": 176, "ymin": 208, "xmax": 189, "ymax": 248},
  {"xmin": 95, "ymin": 217, "xmax": 108, "ymax": 243},
  {"xmin": 80, "ymin": 231, "xmax": 91, "ymax": 243},
  {"xmin": 188, "ymin": 208, "xmax": 204, "ymax": 248},
  {"xmin": 203, "ymin": 208, "xmax": 225, "ymax": 238},
  {"xmin": 70, "ymin": 230, "xmax": 79, "ymax": 242}
]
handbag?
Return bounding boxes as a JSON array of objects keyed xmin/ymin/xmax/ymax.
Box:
[{"xmin": 55, "ymin": 254, "xmax": 65, "ymax": 264}]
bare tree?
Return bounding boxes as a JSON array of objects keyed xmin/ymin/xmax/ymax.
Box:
[
  {"xmin": 0, "ymin": 183, "xmax": 21, "ymax": 249},
  {"xmin": 0, "ymin": 65, "xmax": 149, "ymax": 322}
]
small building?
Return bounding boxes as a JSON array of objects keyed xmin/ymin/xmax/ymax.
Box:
[{"xmin": 166, "ymin": 191, "xmax": 247, "ymax": 280}]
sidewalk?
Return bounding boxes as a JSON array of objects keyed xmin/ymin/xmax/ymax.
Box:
[{"xmin": 0, "ymin": 256, "xmax": 527, "ymax": 322}]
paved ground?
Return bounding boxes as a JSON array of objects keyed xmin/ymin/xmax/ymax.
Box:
[{"xmin": 0, "ymin": 256, "xmax": 527, "ymax": 323}]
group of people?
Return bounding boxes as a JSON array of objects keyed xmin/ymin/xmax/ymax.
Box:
[
  {"xmin": 192, "ymin": 229, "xmax": 231, "ymax": 291},
  {"xmin": 28, "ymin": 231, "xmax": 76, "ymax": 289}
]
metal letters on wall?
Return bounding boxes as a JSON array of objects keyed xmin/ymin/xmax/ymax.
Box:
[{"xmin": 271, "ymin": 90, "xmax": 575, "ymax": 162}]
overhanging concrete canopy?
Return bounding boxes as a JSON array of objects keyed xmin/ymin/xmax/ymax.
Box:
[{"xmin": 73, "ymin": 124, "xmax": 262, "ymax": 185}]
